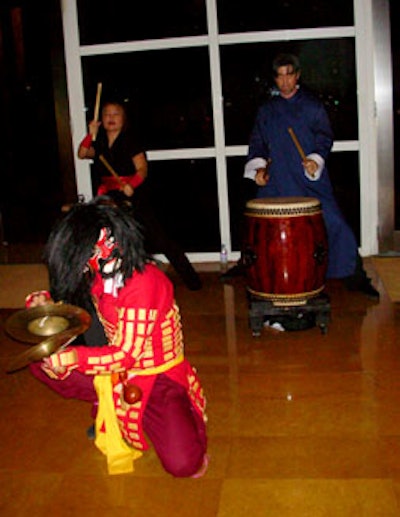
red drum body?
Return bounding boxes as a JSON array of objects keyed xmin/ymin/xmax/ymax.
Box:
[{"xmin": 243, "ymin": 197, "xmax": 328, "ymax": 306}]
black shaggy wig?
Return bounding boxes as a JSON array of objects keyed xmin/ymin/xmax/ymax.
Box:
[{"xmin": 44, "ymin": 196, "xmax": 147, "ymax": 308}]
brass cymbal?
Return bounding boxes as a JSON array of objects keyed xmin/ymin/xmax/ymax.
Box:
[
  {"xmin": 5, "ymin": 304, "xmax": 92, "ymax": 373},
  {"xmin": 6, "ymin": 332, "xmax": 78, "ymax": 373},
  {"xmin": 5, "ymin": 304, "xmax": 91, "ymax": 344}
]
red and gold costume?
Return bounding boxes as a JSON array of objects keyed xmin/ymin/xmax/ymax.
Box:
[{"xmin": 46, "ymin": 263, "xmax": 206, "ymax": 452}]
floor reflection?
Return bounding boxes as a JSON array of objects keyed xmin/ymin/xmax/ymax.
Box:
[{"xmin": 1, "ymin": 257, "xmax": 400, "ymax": 515}]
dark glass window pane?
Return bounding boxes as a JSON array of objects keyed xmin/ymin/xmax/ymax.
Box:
[
  {"xmin": 391, "ymin": 0, "xmax": 400, "ymax": 229},
  {"xmin": 227, "ymin": 152, "xmax": 360, "ymax": 252},
  {"xmin": 217, "ymin": 0, "xmax": 354, "ymax": 33},
  {"xmin": 221, "ymin": 39, "xmax": 357, "ymax": 145},
  {"xmin": 145, "ymin": 159, "xmax": 220, "ymax": 252},
  {"xmin": 77, "ymin": 0, "xmax": 207, "ymax": 44},
  {"xmin": 226, "ymin": 157, "xmax": 251, "ymax": 251},
  {"xmin": 82, "ymin": 48, "xmax": 214, "ymax": 150},
  {"xmin": 328, "ymin": 151, "xmax": 360, "ymax": 244}
]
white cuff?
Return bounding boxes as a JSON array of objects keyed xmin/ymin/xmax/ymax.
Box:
[
  {"xmin": 244, "ymin": 157, "xmax": 267, "ymax": 180},
  {"xmin": 304, "ymin": 153, "xmax": 324, "ymax": 181}
]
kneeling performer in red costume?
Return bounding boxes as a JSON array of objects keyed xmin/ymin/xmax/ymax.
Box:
[{"xmin": 28, "ymin": 196, "xmax": 208, "ymax": 477}]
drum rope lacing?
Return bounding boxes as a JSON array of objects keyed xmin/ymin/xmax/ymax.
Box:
[{"xmin": 245, "ymin": 205, "xmax": 322, "ymax": 217}]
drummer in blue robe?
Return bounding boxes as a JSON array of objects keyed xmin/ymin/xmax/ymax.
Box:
[{"xmin": 224, "ymin": 53, "xmax": 379, "ymax": 299}]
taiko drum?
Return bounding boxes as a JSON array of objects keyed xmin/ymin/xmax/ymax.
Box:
[{"xmin": 243, "ymin": 197, "xmax": 328, "ymax": 306}]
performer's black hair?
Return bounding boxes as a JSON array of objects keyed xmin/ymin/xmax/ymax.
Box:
[
  {"xmin": 272, "ymin": 53, "xmax": 301, "ymax": 76},
  {"xmin": 44, "ymin": 196, "xmax": 147, "ymax": 308}
]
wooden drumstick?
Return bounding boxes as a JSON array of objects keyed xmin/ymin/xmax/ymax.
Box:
[
  {"xmin": 288, "ymin": 127, "xmax": 307, "ymax": 161},
  {"xmin": 92, "ymin": 82, "xmax": 102, "ymax": 142},
  {"xmin": 288, "ymin": 126, "xmax": 316, "ymax": 178},
  {"xmin": 99, "ymin": 154, "xmax": 125, "ymax": 188}
]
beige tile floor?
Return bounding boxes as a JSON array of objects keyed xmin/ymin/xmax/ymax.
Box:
[{"xmin": 1, "ymin": 257, "xmax": 400, "ymax": 516}]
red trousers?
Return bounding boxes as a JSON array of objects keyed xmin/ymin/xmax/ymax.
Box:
[{"xmin": 29, "ymin": 364, "xmax": 207, "ymax": 477}]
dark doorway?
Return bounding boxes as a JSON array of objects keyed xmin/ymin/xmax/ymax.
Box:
[
  {"xmin": 391, "ymin": 1, "xmax": 400, "ymax": 229},
  {"xmin": 0, "ymin": 0, "xmax": 69, "ymax": 249}
]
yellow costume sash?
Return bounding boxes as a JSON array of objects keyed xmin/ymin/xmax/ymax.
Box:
[{"xmin": 94, "ymin": 375, "xmax": 142, "ymax": 475}]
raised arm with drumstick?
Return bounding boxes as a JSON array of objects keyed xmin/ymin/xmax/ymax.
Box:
[{"xmin": 78, "ymin": 82, "xmax": 102, "ymax": 158}]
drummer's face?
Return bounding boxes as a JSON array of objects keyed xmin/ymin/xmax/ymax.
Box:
[
  {"xmin": 274, "ymin": 65, "xmax": 300, "ymax": 99},
  {"xmin": 102, "ymin": 104, "xmax": 125, "ymax": 131}
]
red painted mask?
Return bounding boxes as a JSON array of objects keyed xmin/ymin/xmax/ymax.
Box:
[{"xmin": 88, "ymin": 228, "xmax": 119, "ymax": 276}]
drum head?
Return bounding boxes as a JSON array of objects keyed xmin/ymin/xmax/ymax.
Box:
[
  {"xmin": 246, "ymin": 197, "xmax": 320, "ymax": 209},
  {"xmin": 245, "ymin": 197, "xmax": 322, "ymax": 217}
]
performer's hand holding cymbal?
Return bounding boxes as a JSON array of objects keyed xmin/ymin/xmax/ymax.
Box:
[{"xmin": 25, "ymin": 290, "xmax": 54, "ymax": 308}]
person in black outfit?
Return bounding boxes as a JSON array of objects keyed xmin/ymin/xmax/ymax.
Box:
[{"xmin": 78, "ymin": 100, "xmax": 201, "ymax": 291}]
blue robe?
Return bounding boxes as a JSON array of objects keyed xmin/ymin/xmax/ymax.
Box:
[{"xmin": 246, "ymin": 87, "xmax": 357, "ymax": 278}]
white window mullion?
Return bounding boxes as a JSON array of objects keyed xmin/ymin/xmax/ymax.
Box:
[
  {"xmin": 61, "ymin": 0, "xmax": 93, "ymax": 201},
  {"xmin": 206, "ymin": 0, "xmax": 232, "ymax": 257},
  {"xmin": 354, "ymin": 0, "xmax": 379, "ymax": 255}
]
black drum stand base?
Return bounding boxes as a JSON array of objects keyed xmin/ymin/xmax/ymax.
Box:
[{"xmin": 248, "ymin": 291, "xmax": 331, "ymax": 337}]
